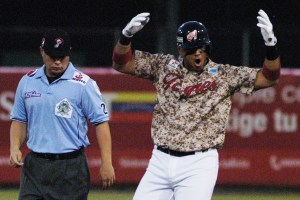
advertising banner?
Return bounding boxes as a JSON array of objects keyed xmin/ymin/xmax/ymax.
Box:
[{"xmin": 0, "ymin": 68, "xmax": 299, "ymax": 185}]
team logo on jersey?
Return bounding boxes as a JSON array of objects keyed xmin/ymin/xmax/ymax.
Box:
[
  {"xmin": 167, "ymin": 59, "xmax": 180, "ymax": 70},
  {"xmin": 187, "ymin": 30, "xmax": 197, "ymax": 42},
  {"xmin": 69, "ymin": 71, "xmax": 90, "ymax": 85},
  {"xmin": 55, "ymin": 98, "xmax": 73, "ymax": 118},
  {"xmin": 163, "ymin": 73, "xmax": 218, "ymax": 97},
  {"xmin": 208, "ymin": 67, "xmax": 218, "ymax": 74},
  {"xmin": 24, "ymin": 90, "xmax": 42, "ymax": 99}
]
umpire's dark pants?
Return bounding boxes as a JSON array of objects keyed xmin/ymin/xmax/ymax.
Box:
[{"xmin": 18, "ymin": 150, "xmax": 90, "ymax": 200}]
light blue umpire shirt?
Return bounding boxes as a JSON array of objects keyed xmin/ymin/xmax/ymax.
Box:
[{"xmin": 10, "ymin": 62, "xmax": 109, "ymax": 153}]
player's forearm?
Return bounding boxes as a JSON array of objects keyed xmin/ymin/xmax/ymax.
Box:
[
  {"xmin": 10, "ymin": 121, "xmax": 27, "ymax": 151},
  {"xmin": 95, "ymin": 122, "xmax": 113, "ymax": 165},
  {"xmin": 114, "ymin": 31, "xmax": 132, "ymax": 54},
  {"xmin": 112, "ymin": 37, "xmax": 134, "ymax": 72},
  {"xmin": 263, "ymin": 56, "xmax": 280, "ymax": 71},
  {"xmin": 261, "ymin": 45, "xmax": 281, "ymax": 82},
  {"xmin": 112, "ymin": 13, "xmax": 149, "ymax": 74}
]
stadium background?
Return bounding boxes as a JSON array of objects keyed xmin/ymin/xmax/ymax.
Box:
[{"xmin": 0, "ymin": 0, "xmax": 299, "ymax": 199}]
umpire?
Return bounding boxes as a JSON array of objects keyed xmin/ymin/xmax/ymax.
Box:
[{"xmin": 9, "ymin": 29, "xmax": 115, "ymax": 200}]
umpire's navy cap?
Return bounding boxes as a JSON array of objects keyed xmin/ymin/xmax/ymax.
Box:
[{"xmin": 41, "ymin": 29, "xmax": 72, "ymax": 57}]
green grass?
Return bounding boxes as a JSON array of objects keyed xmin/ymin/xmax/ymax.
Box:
[{"xmin": 1, "ymin": 189, "xmax": 300, "ymax": 200}]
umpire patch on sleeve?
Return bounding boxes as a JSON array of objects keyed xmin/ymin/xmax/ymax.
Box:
[{"xmin": 55, "ymin": 98, "xmax": 73, "ymax": 118}]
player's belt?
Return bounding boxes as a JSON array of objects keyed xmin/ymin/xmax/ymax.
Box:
[
  {"xmin": 31, "ymin": 147, "xmax": 84, "ymax": 160},
  {"xmin": 157, "ymin": 146, "xmax": 209, "ymax": 157}
]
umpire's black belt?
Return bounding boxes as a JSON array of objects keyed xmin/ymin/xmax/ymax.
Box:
[
  {"xmin": 31, "ymin": 148, "xmax": 83, "ymax": 160},
  {"xmin": 157, "ymin": 146, "xmax": 211, "ymax": 157}
]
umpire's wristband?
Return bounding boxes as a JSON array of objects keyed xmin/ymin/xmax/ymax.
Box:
[
  {"xmin": 265, "ymin": 45, "xmax": 279, "ymax": 60},
  {"xmin": 119, "ymin": 34, "xmax": 131, "ymax": 45}
]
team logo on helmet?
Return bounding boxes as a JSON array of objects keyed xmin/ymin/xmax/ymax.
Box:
[
  {"xmin": 176, "ymin": 21, "xmax": 211, "ymax": 53},
  {"xmin": 186, "ymin": 30, "xmax": 197, "ymax": 42},
  {"xmin": 54, "ymin": 38, "xmax": 64, "ymax": 48}
]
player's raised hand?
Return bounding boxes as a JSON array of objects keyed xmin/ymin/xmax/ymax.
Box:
[
  {"xmin": 257, "ymin": 9, "xmax": 277, "ymax": 46},
  {"xmin": 122, "ymin": 12, "xmax": 150, "ymax": 38}
]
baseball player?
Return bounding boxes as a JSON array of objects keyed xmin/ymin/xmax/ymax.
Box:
[
  {"xmin": 10, "ymin": 29, "xmax": 115, "ymax": 200},
  {"xmin": 112, "ymin": 9, "xmax": 280, "ymax": 200}
]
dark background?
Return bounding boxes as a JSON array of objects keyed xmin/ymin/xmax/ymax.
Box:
[{"xmin": 0, "ymin": 0, "xmax": 299, "ymax": 68}]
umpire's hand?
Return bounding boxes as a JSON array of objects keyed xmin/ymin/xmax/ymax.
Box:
[
  {"xmin": 100, "ymin": 162, "xmax": 115, "ymax": 189},
  {"xmin": 10, "ymin": 149, "xmax": 24, "ymax": 167}
]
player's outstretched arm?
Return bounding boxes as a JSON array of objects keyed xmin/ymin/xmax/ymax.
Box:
[
  {"xmin": 112, "ymin": 13, "xmax": 150, "ymax": 75},
  {"xmin": 254, "ymin": 9, "xmax": 281, "ymax": 90}
]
